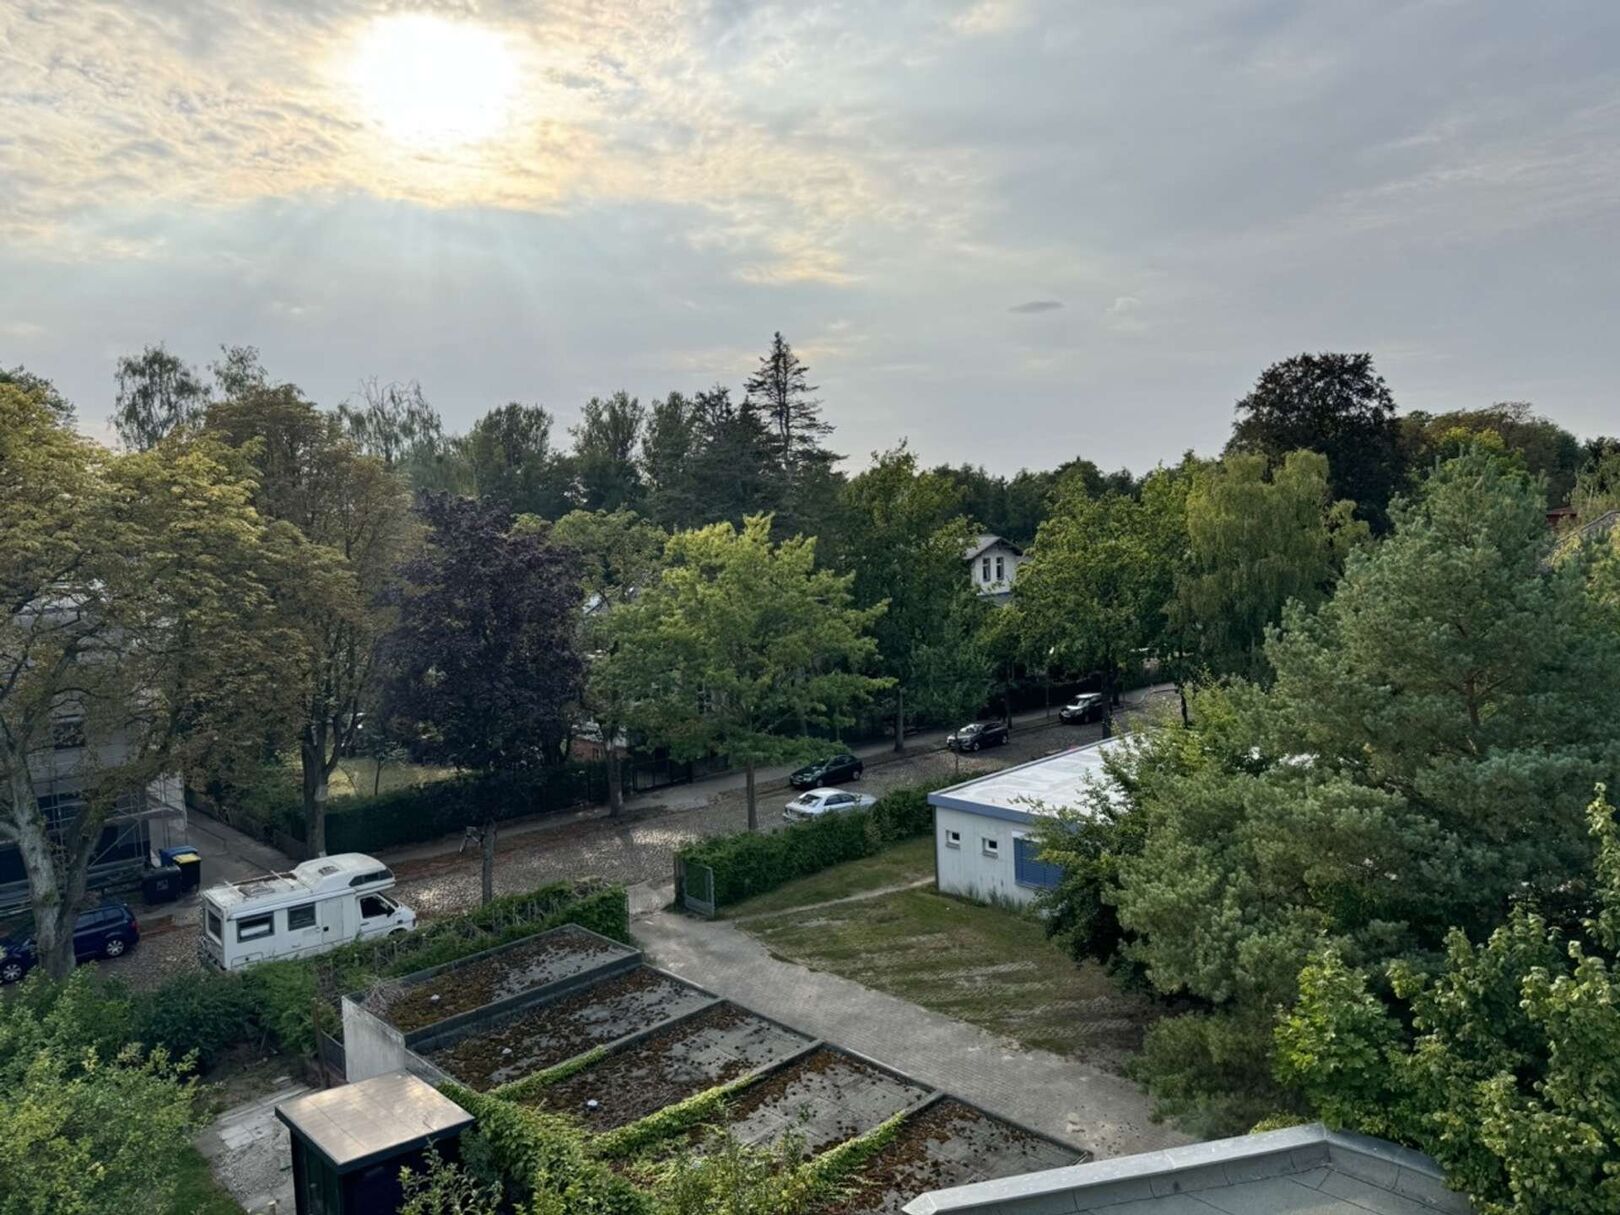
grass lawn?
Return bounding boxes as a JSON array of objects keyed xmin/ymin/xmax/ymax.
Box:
[
  {"xmin": 723, "ymin": 836, "xmax": 937, "ymax": 919},
  {"xmin": 741, "ymin": 883, "xmax": 1155, "ymax": 1072},
  {"xmin": 169, "ymin": 1145, "xmax": 244, "ymax": 1215},
  {"xmin": 329, "ymin": 756, "xmax": 456, "ymax": 799}
]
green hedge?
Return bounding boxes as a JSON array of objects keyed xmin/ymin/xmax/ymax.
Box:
[{"xmin": 677, "ymin": 782, "xmax": 948, "ymax": 909}]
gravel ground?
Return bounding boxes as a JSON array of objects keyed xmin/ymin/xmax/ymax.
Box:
[{"xmin": 92, "ymin": 717, "xmax": 1109, "ymax": 990}]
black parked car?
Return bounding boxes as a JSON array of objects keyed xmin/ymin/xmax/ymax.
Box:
[
  {"xmin": 0, "ymin": 901, "xmax": 140, "ymax": 983},
  {"xmin": 946, "ymin": 721, "xmax": 1010, "ymax": 752},
  {"xmin": 789, "ymin": 752, "xmax": 864, "ymax": 790},
  {"xmin": 1059, "ymin": 693, "xmax": 1106, "ymax": 724}
]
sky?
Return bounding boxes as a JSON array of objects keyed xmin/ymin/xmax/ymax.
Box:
[{"xmin": 3, "ymin": 0, "xmax": 1619, "ymax": 475}]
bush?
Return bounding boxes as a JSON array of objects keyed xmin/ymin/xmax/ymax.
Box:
[
  {"xmin": 679, "ymin": 782, "xmax": 947, "ymax": 908},
  {"xmin": 131, "ymin": 970, "xmax": 261, "ymax": 1070}
]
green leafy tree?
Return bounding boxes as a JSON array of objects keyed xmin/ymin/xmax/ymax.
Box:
[
  {"xmin": 339, "ymin": 376, "xmax": 444, "ymax": 472},
  {"xmin": 572, "ymin": 391, "xmax": 645, "ymax": 512},
  {"xmin": 1227, "ymin": 352, "xmax": 1406, "ymax": 531},
  {"xmin": 1278, "ymin": 786, "xmax": 1620, "ymax": 1215},
  {"xmin": 1172, "ymin": 450, "xmax": 1365, "ymax": 682},
  {"xmin": 552, "ymin": 508, "xmax": 667, "ymax": 814},
  {"xmin": 1016, "ymin": 469, "xmax": 1187, "ymax": 736},
  {"xmin": 207, "ymin": 385, "xmax": 412, "ymax": 856},
  {"xmin": 112, "ymin": 342, "xmax": 211, "ymax": 450},
  {"xmin": 1104, "ymin": 448, "xmax": 1620, "ymax": 1131},
  {"xmin": 0, "ymin": 364, "xmax": 72, "ymax": 422},
  {"xmin": 836, "ymin": 448, "xmax": 989, "ymax": 749},
  {"xmin": 1403, "ymin": 402, "xmax": 1585, "ymax": 506},
  {"xmin": 464, "ymin": 401, "xmax": 574, "ymax": 519},
  {"xmin": 601, "ymin": 516, "xmax": 886, "ymax": 830},
  {"xmin": 2, "ymin": 384, "xmax": 307, "ymax": 974},
  {"xmin": 641, "ymin": 391, "xmax": 706, "ymax": 530},
  {"xmin": 0, "ymin": 973, "xmax": 201, "ymax": 1215},
  {"xmin": 209, "ymin": 343, "xmax": 269, "ymax": 399}
]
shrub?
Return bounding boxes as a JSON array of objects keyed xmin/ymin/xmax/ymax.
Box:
[
  {"xmin": 244, "ymin": 960, "xmax": 322, "ymax": 1056},
  {"xmin": 679, "ymin": 782, "xmax": 947, "ymax": 908},
  {"xmin": 131, "ymin": 970, "xmax": 260, "ymax": 1070}
]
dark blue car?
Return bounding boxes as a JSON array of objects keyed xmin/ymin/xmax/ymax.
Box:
[{"xmin": 0, "ymin": 901, "xmax": 140, "ymax": 983}]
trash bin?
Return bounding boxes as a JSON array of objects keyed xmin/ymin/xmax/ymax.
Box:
[
  {"xmin": 142, "ymin": 864, "xmax": 182, "ymax": 905},
  {"xmin": 159, "ymin": 846, "xmax": 202, "ymax": 893}
]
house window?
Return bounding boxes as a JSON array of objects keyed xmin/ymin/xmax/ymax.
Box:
[
  {"xmin": 1014, "ymin": 836, "xmax": 1063, "ymax": 890},
  {"xmin": 236, "ymin": 914, "xmax": 274, "ymax": 942},
  {"xmin": 981, "ymin": 557, "xmax": 991, "ymax": 582},
  {"xmin": 286, "ymin": 904, "xmax": 317, "ymax": 931},
  {"xmin": 944, "ymin": 829, "xmax": 961, "ymax": 849},
  {"xmin": 51, "ymin": 716, "xmax": 86, "ymax": 750},
  {"xmin": 995, "ymin": 556, "xmax": 1005, "ymax": 581},
  {"xmin": 981, "ymin": 836, "xmax": 999, "ymax": 858}
]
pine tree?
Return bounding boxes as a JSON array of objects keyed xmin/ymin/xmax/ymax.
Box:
[{"xmin": 744, "ymin": 332, "xmax": 837, "ymax": 481}]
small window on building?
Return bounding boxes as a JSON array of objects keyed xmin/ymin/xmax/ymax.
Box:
[
  {"xmin": 1014, "ymin": 836, "xmax": 1063, "ymax": 890},
  {"xmin": 995, "ymin": 556, "xmax": 1005, "ymax": 581},
  {"xmin": 50, "ymin": 716, "xmax": 86, "ymax": 750},
  {"xmin": 205, "ymin": 908, "xmax": 222, "ymax": 941},
  {"xmin": 236, "ymin": 913, "xmax": 274, "ymax": 942},
  {"xmin": 982, "ymin": 836, "xmax": 999, "ymax": 858},
  {"xmin": 981, "ymin": 557, "xmax": 991, "ymax": 581},
  {"xmin": 944, "ymin": 829, "xmax": 961, "ymax": 849},
  {"xmin": 286, "ymin": 904, "xmax": 317, "ymax": 931}
]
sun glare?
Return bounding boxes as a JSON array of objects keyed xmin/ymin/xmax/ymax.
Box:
[{"xmin": 347, "ymin": 14, "xmax": 521, "ymax": 147}]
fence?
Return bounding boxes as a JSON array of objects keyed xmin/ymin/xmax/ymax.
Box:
[{"xmin": 676, "ymin": 857, "xmax": 717, "ymax": 917}]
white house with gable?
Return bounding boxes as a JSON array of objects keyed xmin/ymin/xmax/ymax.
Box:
[
  {"xmin": 928, "ymin": 737, "xmax": 1124, "ymax": 907},
  {"xmin": 964, "ymin": 533, "xmax": 1025, "ymax": 599}
]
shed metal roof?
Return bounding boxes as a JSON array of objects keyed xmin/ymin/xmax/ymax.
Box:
[{"xmin": 275, "ymin": 1071, "xmax": 473, "ymax": 1173}]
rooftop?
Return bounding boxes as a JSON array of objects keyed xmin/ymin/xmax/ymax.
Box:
[
  {"xmin": 207, "ymin": 852, "xmax": 392, "ymax": 909},
  {"xmin": 930, "ymin": 737, "xmax": 1126, "ymax": 820},
  {"xmin": 275, "ymin": 1071, "xmax": 473, "ymax": 1173},
  {"xmin": 963, "ymin": 533, "xmax": 1023, "ymax": 560},
  {"xmin": 902, "ymin": 1122, "xmax": 1474, "ymax": 1215}
]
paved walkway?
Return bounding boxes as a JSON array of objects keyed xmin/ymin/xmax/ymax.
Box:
[{"xmin": 632, "ymin": 905, "xmax": 1189, "ymax": 1161}]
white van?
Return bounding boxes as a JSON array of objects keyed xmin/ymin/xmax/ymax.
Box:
[{"xmin": 200, "ymin": 852, "xmax": 417, "ymax": 971}]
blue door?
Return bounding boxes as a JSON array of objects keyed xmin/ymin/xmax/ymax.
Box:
[{"xmin": 1013, "ymin": 837, "xmax": 1062, "ymax": 890}]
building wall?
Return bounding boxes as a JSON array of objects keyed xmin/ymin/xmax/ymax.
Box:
[
  {"xmin": 968, "ymin": 543, "xmax": 1026, "ymax": 597},
  {"xmin": 342, "ymin": 997, "xmax": 408, "ymax": 1083},
  {"xmin": 933, "ymin": 805, "xmax": 1042, "ymax": 908}
]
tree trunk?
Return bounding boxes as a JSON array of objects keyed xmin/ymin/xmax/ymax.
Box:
[
  {"xmin": 1101, "ymin": 667, "xmax": 1117, "ymax": 739},
  {"xmin": 301, "ymin": 729, "xmax": 330, "ymax": 857},
  {"xmin": 481, "ymin": 818, "xmax": 496, "ymax": 906},
  {"xmin": 892, "ymin": 686, "xmax": 905, "ymax": 753},
  {"xmin": 373, "ymin": 760, "xmax": 382, "ymax": 798},
  {"xmin": 10, "ymin": 776, "xmax": 71, "ymax": 979},
  {"xmin": 605, "ymin": 734, "xmax": 625, "ymax": 817},
  {"xmin": 1178, "ymin": 682, "xmax": 1191, "ymax": 728},
  {"xmin": 745, "ymin": 759, "xmax": 757, "ymax": 832}
]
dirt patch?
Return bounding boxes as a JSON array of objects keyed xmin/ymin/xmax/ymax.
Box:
[
  {"xmin": 522, "ymin": 1002, "xmax": 809, "ymax": 1130},
  {"xmin": 375, "ymin": 925, "xmax": 627, "ymax": 1032},
  {"xmin": 426, "ymin": 967, "xmax": 711, "ymax": 1090},
  {"xmin": 815, "ymin": 1099, "xmax": 1079, "ymax": 1215}
]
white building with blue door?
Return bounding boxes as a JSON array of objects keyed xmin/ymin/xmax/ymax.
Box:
[{"xmin": 928, "ymin": 738, "xmax": 1124, "ymax": 907}]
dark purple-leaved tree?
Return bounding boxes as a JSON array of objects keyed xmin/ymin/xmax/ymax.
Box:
[{"xmin": 387, "ymin": 493, "xmax": 585, "ymax": 902}]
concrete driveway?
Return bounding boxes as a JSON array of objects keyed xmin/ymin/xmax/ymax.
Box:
[{"xmin": 632, "ymin": 902, "xmax": 1189, "ymax": 1161}]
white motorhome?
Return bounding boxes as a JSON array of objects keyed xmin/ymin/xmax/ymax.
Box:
[{"xmin": 200, "ymin": 852, "xmax": 417, "ymax": 971}]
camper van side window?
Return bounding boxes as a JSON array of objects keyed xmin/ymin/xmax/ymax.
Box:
[
  {"xmin": 206, "ymin": 908, "xmax": 222, "ymax": 941},
  {"xmin": 350, "ymin": 869, "xmax": 392, "ymax": 888},
  {"xmin": 237, "ymin": 913, "xmax": 274, "ymax": 942},
  {"xmin": 286, "ymin": 904, "xmax": 316, "ymax": 931}
]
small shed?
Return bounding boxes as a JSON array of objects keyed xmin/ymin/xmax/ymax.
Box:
[
  {"xmin": 928, "ymin": 738, "xmax": 1124, "ymax": 907},
  {"xmin": 275, "ymin": 1071, "xmax": 474, "ymax": 1215}
]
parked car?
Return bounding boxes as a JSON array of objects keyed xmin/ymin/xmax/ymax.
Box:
[
  {"xmin": 1059, "ymin": 693, "xmax": 1106, "ymax": 724},
  {"xmin": 0, "ymin": 901, "xmax": 140, "ymax": 983},
  {"xmin": 784, "ymin": 787, "xmax": 878, "ymax": 823},
  {"xmin": 945, "ymin": 720, "xmax": 1010, "ymax": 751},
  {"xmin": 200, "ymin": 852, "xmax": 416, "ymax": 971},
  {"xmin": 789, "ymin": 752, "xmax": 864, "ymax": 790}
]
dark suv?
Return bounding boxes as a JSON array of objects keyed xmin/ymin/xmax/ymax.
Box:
[
  {"xmin": 946, "ymin": 721, "xmax": 1010, "ymax": 752},
  {"xmin": 0, "ymin": 901, "xmax": 140, "ymax": 983},
  {"xmin": 789, "ymin": 752, "xmax": 864, "ymax": 790}
]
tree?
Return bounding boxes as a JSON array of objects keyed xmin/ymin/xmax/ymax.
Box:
[
  {"xmin": 744, "ymin": 332, "xmax": 835, "ymax": 480},
  {"xmin": 1402, "ymin": 402, "xmax": 1585, "ymax": 506},
  {"xmin": 1015, "ymin": 470, "xmax": 1187, "ymax": 736},
  {"xmin": 572, "ymin": 391, "xmax": 645, "ymax": 512},
  {"xmin": 551, "ymin": 508, "xmax": 666, "ymax": 814},
  {"xmin": 642, "ymin": 391, "xmax": 706, "ymax": 530},
  {"xmin": 2, "ymin": 384, "xmax": 305, "ymax": 975},
  {"xmin": 687, "ymin": 387, "xmax": 784, "ymax": 529},
  {"xmin": 339, "ymin": 377, "xmax": 444, "ymax": 472},
  {"xmin": 399, "ymin": 1147, "xmax": 501, "ymax": 1215},
  {"xmin": 112, "ymin": 343, "xmax": 210, "ymax": 450},
  {"xmin": 601, "ymin": 516, "xmax": 886, "ymax": 830},
  {"xmin": 1101, "ymin": 449, "xmax": 1620, "ymax": 1131},
  {"xmin": 209, "ymin": 343, "xmax": 269, "ymax": 399},
  {"xmin": 387, "ymin": 496, "xmax": 585, "ymax": 901},
  {"xmin": 837, "ymin": 448, "xmax": 990, "ymax": 750},
  {"xmin": 0, "ymin": 364, "xmax": 72, "ymax": 422},
  {"xmin": 1278, "ymin": 787, "xmax": 1620, "ymax": 1215},
  {"xmin": 206, "ymin": 386, "xmax": 412, "ymax": 856},
  {"xmin": 464, "ymin": 402, "xmax": 574, "ymax": 519},
  {"xmin": 1171, "ymin": 450, "xmax": 1365, "ymax": 683},
  {"xmin": 1227, "ymin": 352, "xmax": 1406, "ymax": 531},
  {"xmin": 0, "ymin": 973, "xmax": 202, "ymax": 1215}
]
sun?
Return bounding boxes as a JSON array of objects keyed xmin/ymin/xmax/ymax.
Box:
[{"xmin": 346, "ymin": 14, "xmax": 521, "ymax": 147}]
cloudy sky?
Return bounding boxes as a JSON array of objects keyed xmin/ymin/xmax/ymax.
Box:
[{"xmin": 4, "ymin": 0, "xmax": 1618, "ymax": 474}]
